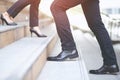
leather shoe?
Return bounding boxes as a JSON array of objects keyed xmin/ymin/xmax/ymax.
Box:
[
  {"xmin": 47, "ymin": 49, "xmax": 79, "ymax": 61},
  {"xmin": 89, "ymin": 64, "xmax": 119, "ymax": 74}
]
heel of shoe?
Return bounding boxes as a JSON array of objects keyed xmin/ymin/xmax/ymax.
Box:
[
  {"xmin": 65, "ymin": 54, "xmax": 79, "ymax": 61},
  {"xmin": 110, "ymin": 72, "xmax": 119, "ymax": 75},
  {"xmin": 1, "ymin": 19, "xmax": 4, "ymax": 25},
  {"xmin": 31, "ymin": 32, "xmax": 32, "ymax": 37},
  {"xmin": 1, "ymin": 14, "xmax": 5, "ymax": 25},
  {"xmin": 1, "ymin": 15, "xmax": 4, "ymax": 25},
  {"xmin": 30, "ymin": 30, "xmax": 33, "ymax": 37},
  {"xmin": 70, "ymin": 53, "xmax": 79, "ymax": 58}
]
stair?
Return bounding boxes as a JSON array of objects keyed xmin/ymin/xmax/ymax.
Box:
[
  {"xmin": 1, "ymin": 1, "xmax": 120, "ymax": 79},
  {"xmin": 0, "ymin": 24, "xmax": 26, "ymax": 48},
  {"xmin": 37, "ymin": 30, "xmax": 90, "ymax": 80},
  {"xmin": 0, "ymin": 18, "xmax": 53, "ymax": 48},
  {"xmin": 76, "ymin": 30, "xmax": 120, "ymax": 80},
  {"xmin": 0, "ymin": 18, "xmax": 58, "ymax": 80}
]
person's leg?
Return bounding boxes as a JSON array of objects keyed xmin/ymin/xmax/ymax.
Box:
[
  {"xmin": 29, "ymin": 0, "xmax": 40, "ymax": 27},
  {"xmin": 7, "ymin": 0, "xmax": 30, "ymax": 18},
  {"xmin": 29, "ymin": 0, "xmax": 47, "ymax": 37},
  {"xmin": 50, "ymin": 0, "xmax": 82, "ymax": 51},
  {"xmin": 47, "ymin": 0, "xmax": 88, "ymax": 61},
  {"xmin": 81, "ymin": 0, "xmax": 119, "ymax": 74},
  {"xmin": 1, "ymin": 0, "xmax": 30, "ymax": 25}
]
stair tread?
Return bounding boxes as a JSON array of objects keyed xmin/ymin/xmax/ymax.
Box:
[
  {"xmin": 0, "ymin": 24, "xmax": 25, "ymax": 33},
  {"xmin": 0, "ymin": 34, "xmax": 55, "ymax": 79},
  {"xmin": 38, "ymin": 29, "xmax": 120, "ymax": 80},
  {"xmin": 37, "ymin": 30, "xmax": 89, "ymax": 80},
  {"xmin": 74, "ymin": 30, "xmax": 120, "ymax": 80},
  {"xmin": 37, "ymin": 61, "xmax": 84, "ymax": 80},
  {"xmin": 0, "ymin": 19, "xmax": 55, "ymax": 48}
]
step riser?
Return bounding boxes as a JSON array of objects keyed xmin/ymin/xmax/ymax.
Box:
[
  {"xmin": 14, "ymin": 27, "xmax": 25, "ymax": 40},
  {"xmin": 47, "ymin": 34, "xmax": 58, "ymax": 56},
  {"xmin": 0, "ymin": 19, "xmax": 53, "ymax": 48},
  {"xmin": 0, "ymin": 30, "xmax": 14, "ymax": 48},
  {"xmin": 23, "ymin": 35, "xmax": 58, "ymax": 80},
  {"xmin": 32, "ymin": 49, "xmax": 47, "ymax": 80},
  {"xmin": 0, "ymin": 22, "xmax": 56, "ymax": 79},
  {"xmin": 0, "ymin": 26, "xmax": 27, "ymax": 48},
  {"xmin": 24, "ymin": 49, "xmax": 47, "ymax": 80}
]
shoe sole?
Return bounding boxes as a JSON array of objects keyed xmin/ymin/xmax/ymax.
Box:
[
  {"xmin": 106, "ymin": 71, "xmax": 119, "ymax": 75},
  {"xmin": 65, "ymin": 57, "xmax": 79, "ymax": 61},
  {"xmin": 90, "ymin": 71, "xmax": 119, "ymax": 75},
  {"xmin": 47, "ymin": 53, "xmax": 79, "ymax": 61}
]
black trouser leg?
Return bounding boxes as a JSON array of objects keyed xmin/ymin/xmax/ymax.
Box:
[{"xmin": 81, "ymin": 0, "xmax": 117, "ymax": 65}]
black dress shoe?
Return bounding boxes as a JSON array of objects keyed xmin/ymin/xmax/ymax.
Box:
[
  {"xmin": 89, "ymin": 64, "xmax": 119, "ymax": 74},
  {"xmin": 47, "ymin": 49, "xmax": 79, "ymax": 61}
]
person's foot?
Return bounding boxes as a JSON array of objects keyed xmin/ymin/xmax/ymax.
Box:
[
  {"xmin": 1, "ymin": 12, "xmax": 17, "ymax": 25},
  {"xmin": 89, "ymin": 64, "xmax": 119, "ymax": 74},
  {"xmin": 47, "ymin": 49, "xmax": 79, "ymax": 61},
  {"xmin": 2, "ymin": 12, "xmax": 15, "ymax": 23},
  {"xmin": 30, "ymin": 27, "xmax": 47, "ymax": 37}
]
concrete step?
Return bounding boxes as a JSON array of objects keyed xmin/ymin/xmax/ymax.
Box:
[
  {"xmin": 0, "ymin": 24, "xmax": 26, "ymax": 48},
  {"xmin": 74, "ymin": 30, "xmax": 120, "ymax": 80},
  {"xmin": 0, "ymin": 18, "xmax": 53, "ymax": 48},
  {"xmin": 0, "ymin": 29, "xmax": 58, "ymax": 80},
  {"xmin": 37, "ymin": 61, "xmax": 88, "ymax": 80},
  {"xmin": 37, "ymin": 30, "xmax": 89, "ymax": 80}
]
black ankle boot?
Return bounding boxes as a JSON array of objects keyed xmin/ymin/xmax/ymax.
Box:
[
  {"xmin": 47, "ymin": 49, "xmax": 79, "ymax": 61},
  {"xmin": 89, "ymin": 64, "xmax": 119, "ymax": 74}
]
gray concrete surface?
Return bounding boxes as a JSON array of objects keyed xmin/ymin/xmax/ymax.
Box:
[{"xmin": 38, "ymin": 29, "xmax": 120, "ymax": 80}]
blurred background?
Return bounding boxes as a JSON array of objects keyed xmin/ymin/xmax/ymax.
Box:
[
  {"xmin": 0, "ymin": 0, "xmax": 120, "ymax": 80},
  {"xmin": 39, "ymin": 0, "xmax": 120, "ymax": 41}
]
